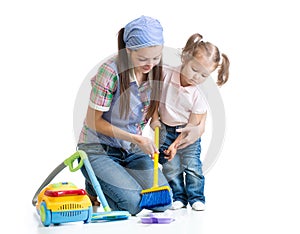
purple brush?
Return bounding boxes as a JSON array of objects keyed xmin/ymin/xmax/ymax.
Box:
[{"xmin": 141, "ymin": 213, "xmax": 174, "ymax": 224}]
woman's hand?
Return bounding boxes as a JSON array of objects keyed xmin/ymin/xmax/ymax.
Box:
[
  {"xmin": 176, "ymin": 124, "xmax": 205, "ymax": 149},
  {"xmin": 132, "ymin": 134, "xmax": 158, "ymax": 156},
  {"xmin": 150, "ymin": 120, "xmax": 161, "ymax": 130}
]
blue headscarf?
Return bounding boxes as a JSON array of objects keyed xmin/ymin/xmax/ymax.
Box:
[{"xmin": 123, "ymin": 16, "xmax": 164, "ymax": 50}]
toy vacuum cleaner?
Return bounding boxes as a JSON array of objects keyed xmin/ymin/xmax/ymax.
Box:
[{"xmin": 32, "ymin": 150, "xmax": 130, "ymax": 226}]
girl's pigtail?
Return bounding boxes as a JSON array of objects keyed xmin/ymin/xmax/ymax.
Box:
[{"xmin": 216, "ymin": 53, "xmax": 230, "ymax": 86}]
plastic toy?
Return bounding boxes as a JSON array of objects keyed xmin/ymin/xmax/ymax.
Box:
[
  {"xmin": 92, "ymin": 211, "xmax": 130, "ymax": 221},
  {"xmin": 140, "ymin": 126, "xmax": 171, "ymax": 209},
  {"xmin": 77, "ymin": 150, "xmax": 131, "ymax": 221},
  {"xmin": 140, "ymin": 213, "xmax": 175, "ymax": 224},
  {"xmin": 33, "ymin": 151, "xmax": 130, "ymax": 227},
  {"xmin": 36, "ymin": 182, "xmax": 92, "ymax": 226}
]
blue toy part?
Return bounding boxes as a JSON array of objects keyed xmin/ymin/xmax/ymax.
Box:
[
  {"xmin": 40, "ymin": 202, "xmax": 51, "ymax": 227},
  {"xmin": 92, "ymin": 211, "xmax": 131, "ymax": 222},
  {"xmin": 50, "ymin": 207, "xmax": 92, "ymax": 225},
  {"xmin": 77, "ymin": 150, "xmax": 131, "ymax": 221},
  {"xmin": 78, "ymin": 150, "xmax": 111, "ymax": 212}
]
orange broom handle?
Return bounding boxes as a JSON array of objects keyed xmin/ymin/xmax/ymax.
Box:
[{"xmin": 153, "ymin": 126, "xmax": 159, "ymax": 187}]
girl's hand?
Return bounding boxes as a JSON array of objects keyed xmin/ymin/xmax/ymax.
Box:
[
  {"xmin": 163, "ymin": 142, "xmax": 178, "ymax": 161},
  {"xmin": 132, "ymin": 134, "xmax": 158, "ymax": 156},
  {"xmin": 176, "ymin": 124, "xmax": 205, "ymax": 149}
]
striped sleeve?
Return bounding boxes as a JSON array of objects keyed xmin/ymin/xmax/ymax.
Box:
[{"xmin": 89, "ymin": 63, "xmax": 118, "ymax": 111}]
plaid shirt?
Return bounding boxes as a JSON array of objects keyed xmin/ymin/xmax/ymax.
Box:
[{"xmin": 78, "ymin": 57, "xmax": 151, "ymax": 149}]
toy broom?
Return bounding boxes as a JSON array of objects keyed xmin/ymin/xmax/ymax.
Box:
[{"xmin": 139, "ymin": 126, "xmax": 172, "ymax": 209}]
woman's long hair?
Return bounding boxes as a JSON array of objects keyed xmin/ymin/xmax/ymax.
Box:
[{"xmin": 117, "ymin": 28, "xmax": 162, "ymax": 121}]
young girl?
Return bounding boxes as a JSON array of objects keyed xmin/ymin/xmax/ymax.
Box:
[{"xmin": 151, "ymin": 33, "xmax": 230, "ymax": 211}]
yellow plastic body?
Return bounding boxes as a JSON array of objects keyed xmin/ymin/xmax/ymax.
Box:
[{"xmin": 36, "ymin": 182, "xmax": 92, "ymax": 212}]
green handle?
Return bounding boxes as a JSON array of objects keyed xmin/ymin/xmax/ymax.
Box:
[
  {"xmin": 32, "ymin": 150, "xmax": 88, "ymax": 207},
  {"xmin": 63, "ymin": 151, "xmax": 85, "ymax": 172}
]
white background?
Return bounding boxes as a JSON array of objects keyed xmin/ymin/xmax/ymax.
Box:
[{"xmin": 1, "ymin": 0, "xmax": 299, "ymax": 233}]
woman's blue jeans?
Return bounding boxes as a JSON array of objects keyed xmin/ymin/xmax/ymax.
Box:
[
  {"xmin": 77, "ymin": 143, "xmax": 172, "ymax": 215},
  {"xmin": 159, "ymin": 123, "xmax": 205, "ymax": 206}
]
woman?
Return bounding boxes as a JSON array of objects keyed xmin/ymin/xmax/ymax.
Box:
[{"xmin": 77, "ymin": 16, "xmax": 171, "ymax": 215}]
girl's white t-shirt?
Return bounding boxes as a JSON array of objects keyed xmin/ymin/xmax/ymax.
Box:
[{"xmin": 159, "ymin": 65, "xmax": 208, "ymax": 126}]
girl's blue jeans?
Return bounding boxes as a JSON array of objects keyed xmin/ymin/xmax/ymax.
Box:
[
  {"xmin": 159, "ymin": 123, "xmax": 205, "ymax": 206},
  {"xmin": 77, "ymin": 143, "xmax": 172, "ymax": 215}
]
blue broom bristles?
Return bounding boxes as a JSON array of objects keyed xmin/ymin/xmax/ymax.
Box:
[{"xmin": 140, "ymin": 189, "xmax": 172, "ymax": 209}]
